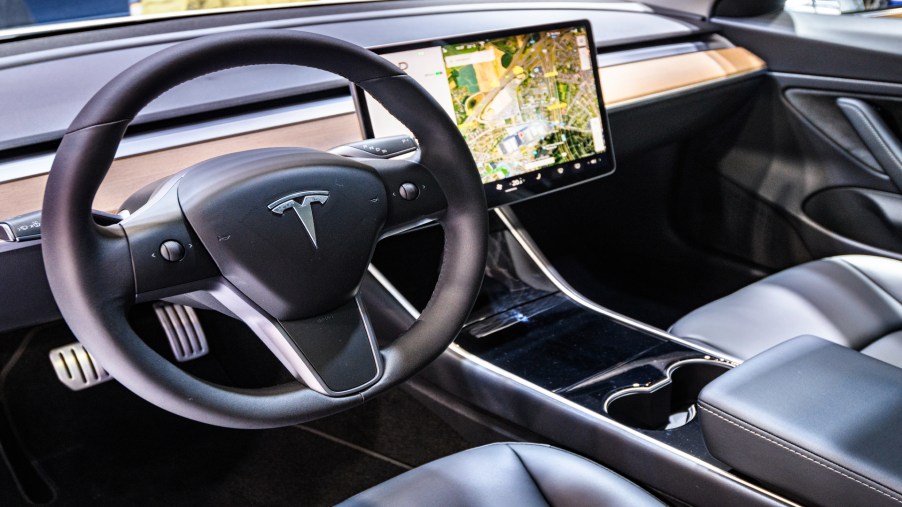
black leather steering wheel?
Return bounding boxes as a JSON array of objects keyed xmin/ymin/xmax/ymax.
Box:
[{"xmin": 41, "ymin": 30, "xmax": 488, "ymax": 428}]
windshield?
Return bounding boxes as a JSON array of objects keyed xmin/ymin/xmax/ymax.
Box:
[{"xmin": 0, "ymin": 0, "xmax": 377, "ymax": 32}]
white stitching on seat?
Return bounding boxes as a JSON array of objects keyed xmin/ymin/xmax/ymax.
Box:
[{"xmin": 698, "ymin": 405, "xmax": 902, "ymax": 505}]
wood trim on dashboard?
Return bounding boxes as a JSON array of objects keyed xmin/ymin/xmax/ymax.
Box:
[
  {"xmin": 599, "ymin": 47, "xmax": 766, "ymax": 107},
  {"xmin": 866, "ymin": 7, "xmax": 902, "ymax": 18},
  {"xmin": 0, "ymin": 47, "xmax": 765, "ymax": 220},
  {"xmin": 0, "ymin": 114, "xmax": 362, "ymax": 219}
]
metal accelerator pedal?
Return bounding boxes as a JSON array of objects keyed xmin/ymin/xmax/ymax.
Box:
[
  {"xmin": 49, "ymin": 304, "xmax": 209, "ymax": 390},
  {"xmin": 153, "ymin": 303, "xmax": 209, "ymax": 362}
]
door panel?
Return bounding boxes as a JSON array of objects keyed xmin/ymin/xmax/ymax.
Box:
[
  {"xmin": 674, "ymin": 12, "xmax": 902, "ymax": 270},
  {"xmin": 785, "ymin": 90, "xmax": 902, "ymax": 179},
  {"xmin": 835, "ymin": 97, "xmax": 902, "ymax": 187},
  {"xmin": 805, "ymin": 187, "xmax": 902, "ymax": 253}
]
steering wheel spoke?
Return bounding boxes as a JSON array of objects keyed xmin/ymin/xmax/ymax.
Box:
[
  {"xmin": 118, "ymin": 176, "xmax": 221, "ymax": 302},
  {"xmin": 207, "ymin": 281, "xmax": 382, "ymax": 396},
  {"xmin": 84, "ymin": 221, "xmax": 140, "ymax": 305},
  {"xmin": 365, "ymin": 156, "xmax": 448, "ymax": 237}
]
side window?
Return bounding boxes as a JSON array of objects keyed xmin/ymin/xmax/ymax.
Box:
[{"xmin": 784, "ymin": 0, "xmax": 902, "ymax": 16}]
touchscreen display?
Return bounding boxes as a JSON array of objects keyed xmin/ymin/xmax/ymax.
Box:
[{"xmin": 356, "ymin": 21, "xmax": 615, "ymax": 206}]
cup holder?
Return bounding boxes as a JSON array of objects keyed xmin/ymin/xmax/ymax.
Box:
[{"xmin": 604, "ymin": 359, "xmax": 732, "ymax": 431}]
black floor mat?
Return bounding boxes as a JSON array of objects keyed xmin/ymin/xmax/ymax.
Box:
[
  {"xmin": 0, "ymin": 323, "xmax": 473, "ymax": 506},
  {"xmin": 305, "ymin": 388, "xmax": 474, "ymax": 469}
]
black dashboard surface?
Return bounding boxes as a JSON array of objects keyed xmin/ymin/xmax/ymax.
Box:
[{"xmin": 0, "ymin": 1, "xmax": 698, "ymax": 152}]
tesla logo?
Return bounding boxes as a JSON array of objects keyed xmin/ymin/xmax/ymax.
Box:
[{"xmin": 268, "ymin": 191, "xmax": 329, "ymax": 248}]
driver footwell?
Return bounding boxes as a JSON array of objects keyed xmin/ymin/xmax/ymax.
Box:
[{"xmin": 0, "ymin": 318, "xmax": 475, "ymax": 506}]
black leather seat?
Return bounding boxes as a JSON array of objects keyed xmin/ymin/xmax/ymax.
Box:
[
  {"xmin": 338, "ymin": 443, "xmax": 664, "ymax": 507},
  {"xmin": 671, "ymin": 255, "xmax": 902, "ymax": 366}
]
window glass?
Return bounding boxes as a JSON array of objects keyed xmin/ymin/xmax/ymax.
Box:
[
  {"xmin": 0, "ymin": 0, "xmax": 374, "ymax": 31},
  {"xmin": 785, "ymin": 0, "xmax": 902, "ymax": 15}
]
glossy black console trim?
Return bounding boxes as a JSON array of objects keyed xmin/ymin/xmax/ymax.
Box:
[
  {"xmin": 366, "ymin": 262, "xmax": 795, "ymax": 505},
  {"xmin": 450, "ymin": 209, "xmax": 738, "ymax": 463},
  {"xmin": 457, "ymin": 295, "xmax": 666, "ymax": 391},
  {"xmin": 494, "ymin": 206, "xmax": 744, "ymax": 362},
  {"xmin": 364, "ymin": 200, "xmax": 793, "ymax": 504}
]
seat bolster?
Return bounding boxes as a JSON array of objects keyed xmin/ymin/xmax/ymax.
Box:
[
  {"xmin": 670, "ymin": 256, "xmax": 902, "ymax": 360},
  {"xmin": 861, "ymin": 330, "xmax": 902, "ymax": 368},
  {"xmin": 338, "ymin": 443, "xmax": 663, "ymax": 507},
  {"xmin": 511, "ymin": 444, "xmax": 664, "ymax": 507},
  {"xmin": 338, "ymin": 443, "xmax": 546, "ymax": 507},
  {"xmin": 839, "ymin": 255, "xmax": 902, "ymax": 303}
]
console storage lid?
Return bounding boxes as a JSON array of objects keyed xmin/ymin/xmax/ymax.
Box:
[{"xmin": 698, "ymin": 335, "xmax": 902, "ymax": 507}]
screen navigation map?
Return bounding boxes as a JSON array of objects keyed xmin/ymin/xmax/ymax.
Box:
[{"xmin": 363, "ymin": 23, "xmax": 611, "ymax": 189}]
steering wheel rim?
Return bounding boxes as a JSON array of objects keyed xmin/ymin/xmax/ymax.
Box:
[{"xmin": 41, "ymin": 29, "xmax": 488, "ymax": 428}]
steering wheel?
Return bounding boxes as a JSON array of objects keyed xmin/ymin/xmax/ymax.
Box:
[{"xmin": 41, "ymin": 30, "xmax": 488, "ymax": 428}]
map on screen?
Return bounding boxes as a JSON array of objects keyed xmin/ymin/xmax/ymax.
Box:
[
  {"xmin": 364, "ymin": 25, "xmax": 607, "ymax": 185},
  {"xmin": 443, "ymin": 27, "xmax": 605, "ymax": 182}
]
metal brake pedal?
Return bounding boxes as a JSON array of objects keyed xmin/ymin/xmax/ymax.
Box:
[
  {"xmin": 49, "ymin": 343, "xmax": 111, "ymax": 391},
  {"xmin": 153, "ymin": 303, "xmax": 209, "ymax": 362},
  {"xmin": 49, "ymin": 304, "xmax": 207, "ymax": 390}
]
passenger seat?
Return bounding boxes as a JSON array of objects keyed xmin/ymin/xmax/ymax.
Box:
[{"xmin": 670, "ymin": 255, "xmax": 902, "ymax": 367}]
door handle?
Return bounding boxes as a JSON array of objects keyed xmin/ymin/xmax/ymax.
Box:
[{"xmin": 837, "ymin": 97, "xmax": 902, "ymax": 191}]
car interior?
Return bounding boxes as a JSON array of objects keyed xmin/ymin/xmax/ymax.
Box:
[{"xmin": 1, "ymin": 0, "xmax": 901, "ymax": 505}]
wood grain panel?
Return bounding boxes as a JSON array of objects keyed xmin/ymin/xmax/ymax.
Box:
[
  {"xmin": 872, "ymin": 8, "xmax": 902, "ymax": 18},
  {"xmin": 600, "ymin": 47, "xmax": 765, "ymax": 106},
  {"xmin": 0, "ymin": 47, "xmax": 766, "ymax": 220},
  {"xmin": 0, "ymin": 113, "xmax": 362, "ymax": 219}
]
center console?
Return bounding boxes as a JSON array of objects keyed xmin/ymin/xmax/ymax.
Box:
[
  {"xmin": 699, "ymin": 335, "xmax": 902, "ymax": 507},
  {"xmin": 410, "ymin": 213, "xmax": 902, "ymax": 507},
  {"xmin": 368, "ymin": 208, "xmax": 789, "ymax": 506},
  {"xmin": 453, "ymin": 210, "xmax": 736, "ymax": 462},
  {"xmin": 443, "ymin": 211, "xmax": 902, "ymax": 505},
  {"xmin": 356, "ymin": 20, "xmax": 800, "ymax": 506}
]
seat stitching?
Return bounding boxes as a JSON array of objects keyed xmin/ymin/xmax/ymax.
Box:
[
  {"xmin": 828, "ymin": 257, "xmax": 902, "ymax": 349},
  {"xmin": 834, "ymin": 257, "xmax": 902, "ymax": 308},
  {"xmin": 503, "ymin": 443, "xmax": 654, "ymax": 494},
  {"xmin": 504, "ymin": 443, "xmax": 662, "ymax": 505},
  {"xmin": 507, "ymin": 444, "xmax": 552, "ymax": 507},
  {"xmin": 698, "ymin": 404, "xmax": 902, "ymax": 504}
]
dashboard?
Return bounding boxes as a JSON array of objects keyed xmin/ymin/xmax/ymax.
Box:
[
  {"xmin": 0, "ymin": 5, "xmax": 764, "ymax": 220},
  {"xmin": 0, "ymin": 1, "xmax": 766, "ymax": 333}
]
